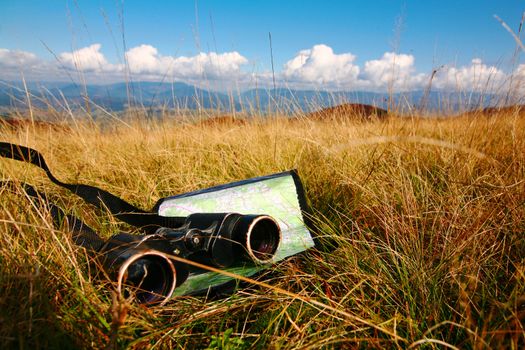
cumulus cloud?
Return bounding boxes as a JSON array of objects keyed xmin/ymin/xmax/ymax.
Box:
[
  {"xmin": 282, "ymin": 44, "xmax": 360, "ymax": 89},
  {"xmin": 0, "ymin": 48, "xmax": 54, "ymax": 81},
  {"xmin": 361, "ymin": 52, "xmax": 426, "ymax": 91},
  {"xmin": 0, "ymin": 48, "xmax": 40, "ymax": 68},
  {"xmin": 280, "ymin": 46, "xmax": 427, "ymax": 91},
  {"xmin": 125, "ymin": 44, "xmax": 168, "ymax": 74},
  {"xmin": 58, "ymin": 44, "xmax": 112, "ymax": 72},
  {"xmin": 0, "ymin": 43, "xmax": 249, "ymax": 85},
  {"xmin": 0, "ymin": 43, "xmax": 518, "ymax": 94},
  {"xmin": 433, "ymin": 58, "xmax": 507, "ymax": 92},
  {"xmin": 511, "ymin": 63, "xmax": 525, "ymax": 86},
  {"xmin": 125, "ymin": 44, "xmax": 248, "ymax": 80}
]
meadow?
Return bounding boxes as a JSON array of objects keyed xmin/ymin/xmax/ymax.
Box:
[{"xmin": 0, "ymin": 106, "xmax": 524, "ymax": 349}]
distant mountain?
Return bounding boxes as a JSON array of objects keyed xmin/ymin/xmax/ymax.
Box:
[
  {"xmin": 240, "ymin": 89, "xmax": 389, "ymax": 113},
  {"xmin": 239, "ymin": 88, "xmax": 501, "ymax": 114},
  {"xmin": 0, "ymin": 80, "xmax": 504, "ymax": 114},
  {"xmin": 0, "ymin": 81, "xmax": 236, "ymax": 111}
]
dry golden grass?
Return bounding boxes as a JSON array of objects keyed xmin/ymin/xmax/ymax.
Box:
[{"xmin": 1, "ymin": 109, "xmax": 524, "ymax": 349}]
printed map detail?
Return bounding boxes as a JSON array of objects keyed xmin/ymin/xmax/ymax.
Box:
[{"xmin": 157, "ymin": 173, "xmax": 314, "ymax": 295}]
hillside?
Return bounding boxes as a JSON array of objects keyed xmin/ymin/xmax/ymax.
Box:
[
  {"xmin": 1, "ymin": 110, "xmax": 524, "ymax": 348},
  {"xmin": 0, "ymin": 80, "xmax": 504, "ymax": 114}
]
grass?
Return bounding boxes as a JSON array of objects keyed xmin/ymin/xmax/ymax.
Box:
[{"xmin": 0, "ymin": 109, "xmax": 524, "ymax": 349}]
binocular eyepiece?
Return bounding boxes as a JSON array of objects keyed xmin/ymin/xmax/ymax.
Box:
[{"xmin": 98, "ymin": 213, "xmax": 281, "ymax": 304}]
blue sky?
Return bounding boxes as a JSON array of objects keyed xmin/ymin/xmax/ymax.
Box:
[{"xmin": 1, "ymin": 1, "xmax": 525, "ymax": 91}]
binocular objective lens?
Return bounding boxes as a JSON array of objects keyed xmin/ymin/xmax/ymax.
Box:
[
  {"xmin": 123, "ymin": 255, "xmax": 175, "ymax": 304},
  {"xmin": 248, "ymin": 217, "xmax": 280, "ymax": 262}
]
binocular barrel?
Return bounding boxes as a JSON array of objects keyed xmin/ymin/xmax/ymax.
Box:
[
  {"xmin": 98, "ymin": 213, "xmax": 281, "ymax": 304},
  {"xmin": 230, "ymin": 214, "xmax": 282, "ymax": 263},
  {"xmin": 99, "ymin": 233, "xmax": 183, "ymax": 305},
  {"xmin": 179, "ymin": 213, "xmax": 282, "ymax": 267}
]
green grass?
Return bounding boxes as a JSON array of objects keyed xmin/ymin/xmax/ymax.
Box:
[{"xmin": 1, "ymin": 111, "xmax": 524, "ymax": 349}]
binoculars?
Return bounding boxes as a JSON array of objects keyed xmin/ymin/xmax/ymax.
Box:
[
  {"xmin": 0, "ymin": 143, "xmax": 310, "ymax": 306},
  {"xmin": 97, "ymin": 213, "xmax": 281, "ymax": 304}
]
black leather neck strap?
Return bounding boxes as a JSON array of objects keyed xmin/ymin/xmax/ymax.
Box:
[{"xmin": 0, "ymin": 142, "xmax": 185, "ymax": 233}]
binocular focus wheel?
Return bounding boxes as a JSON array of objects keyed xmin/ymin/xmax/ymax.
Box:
[{"xmin": 116, "ymin": 250, "xmax": 177, "ymax": 305}]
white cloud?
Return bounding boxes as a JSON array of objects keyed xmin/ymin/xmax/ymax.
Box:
[
  {"xmin": 0, "ymin": 48, "xmax": 40, "ymax": 68},
  {"xmin": 280, "ymin": 46, "xmax": 427, "ymax": 91},
  {"xmin": 282, "ymin": 44, "xmax": 360, "ymax": 89},
  {"xmin": 433, "ymin": 58, "xmax": 506, "ymax": 92},
  {"xmin": 124, "ymin": 44, "xmax": 248, "ymax": 81},
  {"xmin": 58, "ymin": 44, "xmax": 112, "ymax": 72},
  {"xmin": 511, "ymin": 63, "xmax": 525, "ymax": 85},
  {"xmin": 0, "ymin": 43, "xmax": 518, "ymax": 94},
  {"xmin": 169, "ymin": 51, "xmax": 248, "ymax": 80},
  {"xmin": 125, "ymin": 44, "xmax": 169, "ymax": 74},
  {"xmin": 361, "ymin": 52, "xmax": 426, "ymax": 91}
]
